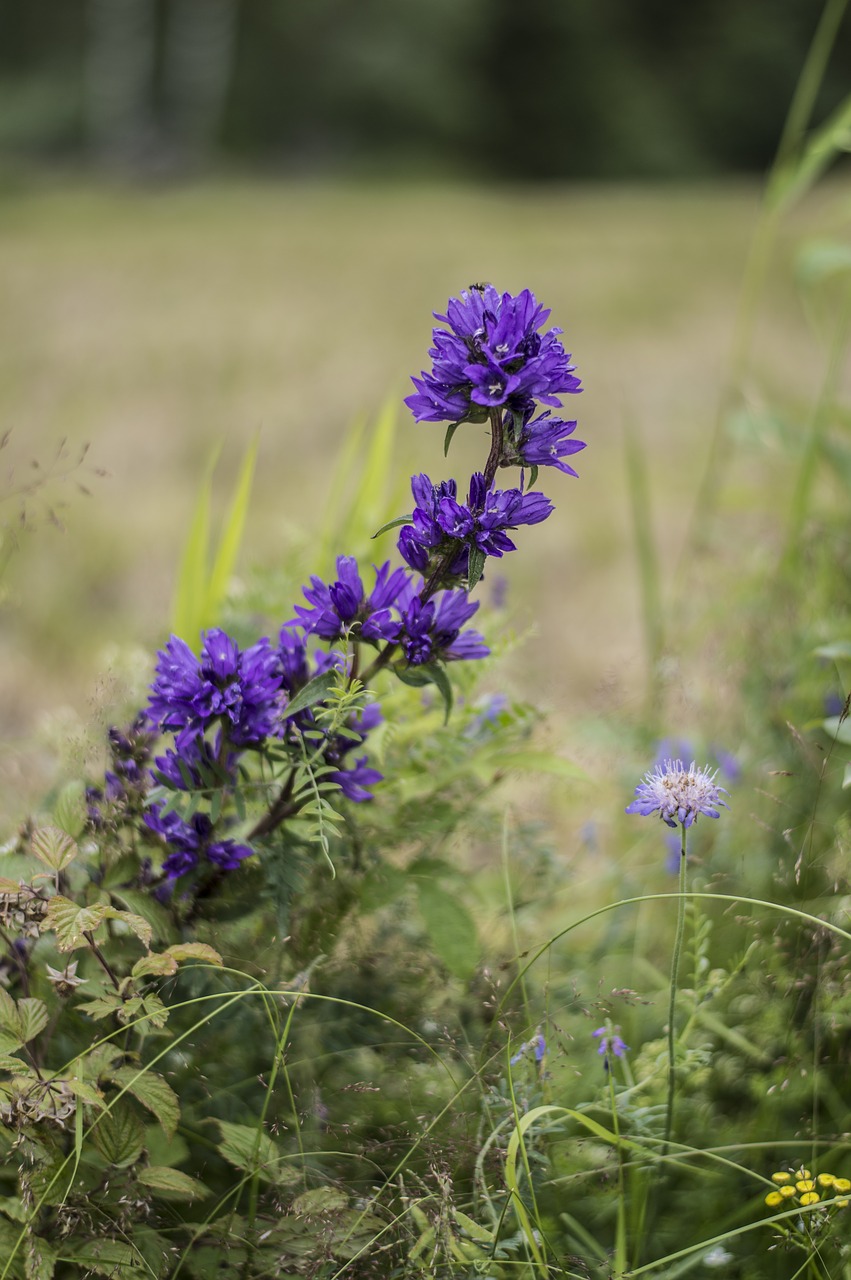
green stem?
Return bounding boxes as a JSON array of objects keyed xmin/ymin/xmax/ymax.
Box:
[{"xmin": 662, "ymin": 823, "xmax": 688, "ymax": 1155}]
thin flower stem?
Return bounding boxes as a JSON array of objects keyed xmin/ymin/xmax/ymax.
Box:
[{"xmin": 662, "ymin": 822, "xmax": 688, "ymax": 1157}]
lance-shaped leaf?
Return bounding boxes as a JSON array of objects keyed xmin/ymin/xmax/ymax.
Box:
[
  {"xmin": 395, "ymin": 660, "xmax": 453, "ymax": 724},
  {"xmin": 283, "ymin": 669, "xmax": 340, "ymax": 720}
]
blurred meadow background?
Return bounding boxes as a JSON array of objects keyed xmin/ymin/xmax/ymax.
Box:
[
  {"xmin": 2, "ymin": 4, "xmax": 851, "ymax": 1278},
  {"xmin": 2, "ymin": 0, "xmax": 850, "ymax": 825}
]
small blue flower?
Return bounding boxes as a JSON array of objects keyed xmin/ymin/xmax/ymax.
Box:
[
  {"xmin": 593, "ymin": 1026, "xmax": 628, "ymax": 1071},
  {"xmin": 510, "ymin": 1031, "xmax": 547, "ymax": 1066}
]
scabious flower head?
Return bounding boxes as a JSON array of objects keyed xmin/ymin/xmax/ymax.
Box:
[
  {"xmin": 406, "ymin": 284, "xmax": 581, "ymax": 425},
  {"xmin": 290, "ymin": 556, "xmax": 408, "ymax": 645},
  {"xmin": 625, "ymin": 759, "xmax": 729, "ymax": 829},
  {"xmin": 147, "ymin": 629, "xmax": 283, "ymax": 748}
]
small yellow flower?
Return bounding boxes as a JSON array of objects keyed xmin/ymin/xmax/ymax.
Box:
[
  {"xmin": 817, "ymin": 1173, "xmax": 836, "ymax": 1187},
  {"xmin": 800, "ymin": 1192, "xmax": 820, "ymax": 1206},
  {"xmin": 771, "ymin": 1171, "xmax": 791, "ymax": 1184},
  {"xmin": 835, "ymin": 1197, "xmax": 850, "ymax": 1208},
  {"xmin": 796, "ymin": 1167, "xmax": 812, "ymax": 1180},
  {"xmin": 796, "ymin": 1179, "xmax": 816, "ymax": 1193},
  {"xmin": 834, "ymin": 1178, "xmax": 851, "ymax": 1193},
  {"xmin": 765, "ymin": 1191, "xmax": 784, "ymax": 1207},
  {"xmin": 779, "ymin": 1185, "xmax": 797, "ymax": 1198}
]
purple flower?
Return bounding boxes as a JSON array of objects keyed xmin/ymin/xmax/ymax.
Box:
[
  {"xmin": 626, "ymin": 759, "xmax": 729, "ymax": 829},
  {"xmin": 406, "ymin": 285, "xmax": 581, "ymax": 425},
  {"xmin": 152, "ymin": 730, "xmax": 237, "ymax": 792},
  {"xmin": 593, "ymin": 1026, "xmax": 628, "ymax": 1071},
  {"xmin": 329, "ymin": 756, "xmax": 383, "ymax": 803},
  {"xmin": 144, "ymin": 803, "xmax": 253, "ymax": 880},
  {"xmin": 397, "ymin": 580, "xmax": 489, "ymax": 666},
  {"xmin": 290, "ymin": 556, "xmax": 408, "ymax": 644},
  {"xmin": 398, "ymin": 472, "xmax": 554, "ymax": 579},
  {"xmin": 512, "ymin": 409, "xmax": 586, "ymax": 477},
  {"xmin": 147, "ymin": 629, "xmax": 283, "ymax": 748},
  {"xmin": 510, "ymin": 1031, "xmax": 547, "ymax": 1065}
]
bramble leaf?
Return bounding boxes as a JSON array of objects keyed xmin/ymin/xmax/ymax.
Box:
[
  {"xmin": 92, "ymin": 1103, "xmax": 145, "ymax": 1168},
  {"xmin": 31, "ymin": 827, "xmax": 78, "ymax": 875},
  {"xmin": 136, "ymin": 1165, "xmax": 208, "ymax": 1200},
  {"xmin": 216, "ymin": 1120, "xmax": 293, "ymax": 1185},
  {"xmin": 44, "ymin": 897, "xmax": 152, "ymax": 952},
  {"xmin": 109, "ymin": 1067, "xmax": 179, "ymax": 1139}
]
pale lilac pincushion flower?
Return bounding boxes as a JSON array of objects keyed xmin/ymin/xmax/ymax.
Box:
[{"xmin": 626, "ymin": 758, "xmax": 728, "ymax": 829}]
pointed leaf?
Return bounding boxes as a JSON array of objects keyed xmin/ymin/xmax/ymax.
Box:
[
  {"xmin": 284, "ymin": 669, "xmax": 339, "ymax": 719},
  {"xmin": 395, "ymin": 661, "xmax": 453, "ymax": 723},
  {"xmin": 132, "ymin": 953, "xmax": 179, "ymax": 979},
  {"xmin": 206, "ymin": 434, "xmax": 259, "ymax": 618},
  {"xmin": 136, "ymin": 1165, "xmax": 208, "ymax": 1201},
  {"xmin": 109, "ymin": 1067, "xmax": 180, "ymax": 1139},
  {"xmin": 31, "ymin": 827, "xmax": 78, "ymax": 874},
  {"xmin": 371, "ymin": 514, "xmax": 412, "ymax": 539},
  {"xmin": 92, "ymin": 1103, "xmax": 145, "ymax": 1168},
  {"xmin": 443, "ymin": 420, "xmax": 463, "ymax": 457},
  {"xmin": 216, "ymin": 1119, "xmax": 288, "ymax": 1184},
  {"xmin": 166, "ymin": 942, "xmax": 223, "ymax": 966},
  {"xmin": 466, "ymin": 546, "xmax": 487, "ymax": 592},
  {"xmin": 16, "ymin": 999, "xmax": 48, "ymax": 1045},
  {"xmin": 171, "ymin": 443, "xmax": 221, "ymax": 645}
]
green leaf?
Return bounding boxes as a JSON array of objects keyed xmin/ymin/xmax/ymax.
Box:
[
  {"xmin": 25, "ymin": 1235, "xmax": 58, "ymax": 1280},
  {"xmin": 136, "ymin": 1165, "xmax": 207, "ymax": 1200},
  {"xmin": 216, "ymin": 1119, "xmax": 291, "ymax": 1185},
  {"xmin": 16, "ymin": 999, "xmax": 48, "ymax": 1045},
  {"xmin": 108, "ymin": 1064, "xmax": 179, "ymax": 1136},
  {"xmin": 490, "ymin": 750, "xmax": 588, "ymax": 781},
  {"xmin": 395, "ymin": 660, "xmax": 454, "ymax": 724},
  {"xmin": 822, "ymin": 715, "xmax": 851, "ymax": 746},
  {"xmin": 796, "ymin": 238, "xmax": 851, "ymax": 288},
  {"xmin": 443, "ymin": 420, "xmax": 463, "ymax": 457},
  {"xmin": 171, "ymin": 442, "xmax": 221, "ymax": 645},
  {"xmin": 466, "ymin": 546, "xmax": 487, "ymax": 592},
  {"xmin": 206, "ymin": 433, "xmax": 259, "ymax": 618},
  {"xmin": 30, "ymin": 827, "xmax": 78, "ymax": 875},
  {"xmin": 526, "ymin": 464, "xmax": 539, "ymax": 491},
  {"xmin": 92, "ymin": 1103, "xmax": 146, "ymax": 1168},
  {"xmin": 292, "ymin": 1187, "xmax": 349, "ymax": 1215},
  {"xmin": 166, "ymin": 942, "xmax": 223, "ymax": 966},
  {"xmin": 284, "ymin": 669, "xmax": 339, "ymax": 719},
  {"xmin": 52, "ymin": 781, "xmax": 88, "ymax": 841},
  {"xmin": 44, "ymin": 897, "xmax": 152, "ymax": 952},
  {"xmin": 371, "ymin": 514, "xmax": 412, "ymax": 539},
  {"xmin": 814, "ymin": 641, "xmax": 851, "ymax": 661},
  {"xmin": 416, "ymin": 881, "xmax": 479, "ymax": 981},
  {"xmin": 58, "ymin": 1240, "xmax": 146, "ymax": 1277}
]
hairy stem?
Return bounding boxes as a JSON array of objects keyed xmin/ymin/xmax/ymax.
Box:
[{"xmin": 662, "ymin": 822, "xmax": 688, "ymax": 1156}]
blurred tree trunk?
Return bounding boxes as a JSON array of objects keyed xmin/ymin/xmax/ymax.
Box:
[
  {"xmin": 85, "ymin": 0, "xmax": 157, "ymax": 167},
  {"xmin": 85, "ymin": 0, "xmax": 237, "ymax": 171}
]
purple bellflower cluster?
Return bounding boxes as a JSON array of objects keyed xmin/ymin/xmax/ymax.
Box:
[{"xmin": 91, "ymin": 285, "xmax": 584, "ymax": 893}]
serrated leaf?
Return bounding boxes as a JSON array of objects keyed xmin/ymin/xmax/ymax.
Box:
[
  {"xmin": 52, "ymin": 781, "xmax": 88, "ymax": 841},
  {"xmin": 216, "ymin": 1119, "xmax": 288, "ymax": 1184},
  {"xmin": 107, "ymin": 1067, "xmax": 179, "ymax": 1139},
  {"xmin": 58, "ymin": 1239, "xmax": 146, "ymax": 1277},
  {"xmin": 107, "ymin": 889, "xmax": 171, "ymax": 941},
  {"xmin": 31, "ymin": 827, "xmax": 78, "ymax": 874},
  {"xmin": 292, "ymin": 1187, "xmax": 349, "ymax": 1215},
  {"xmin": 77, "ymin": 995, "xmax": 124, "ymax": 1022},
  {"xmin": 28, "ymin": 1236, "xmax": 58, "ymax": 1280},
  {"xmin": 416, "ymin": 881, "xmax": 479, "ymax": 981},
  {"xmin": 92, "ymin": 1103, "xmax": 146, "ymax": 1168},
  {"xmin": 284, "ymin": 670, "xmax": 339, "ymax": 720},
  {"xmin": 137, "ymin": 1165, "xmax": 207, "ymax": 1200},
  {"xmin": 166, "ymin": 942, "xmax": 223, "ymax": 966},
  {"xmin": 132, "ymin": 953, "xmax": 178, "ymax": 979},
  {"xmin": 16, "ymin": 999, "xmax": 48, "ymax": 1045},
  {"xmin": 44, "ymin": 897, "xmax": 152, "ymax": 952}
]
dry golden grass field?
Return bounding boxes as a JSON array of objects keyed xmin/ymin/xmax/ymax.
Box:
[{"xmin": 0, "ymin": 176, "xmax": 847, "ymax": 821}]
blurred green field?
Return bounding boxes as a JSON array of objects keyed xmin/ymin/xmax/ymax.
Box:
[{"xmin": 0, "ymin": 176, "xmax": 846, "ymax": 820}]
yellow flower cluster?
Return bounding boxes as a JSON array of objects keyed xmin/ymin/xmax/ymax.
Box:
[{"xmin": 764, "ymin": 1167, "xmax": 851, "ymax": 1210}]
